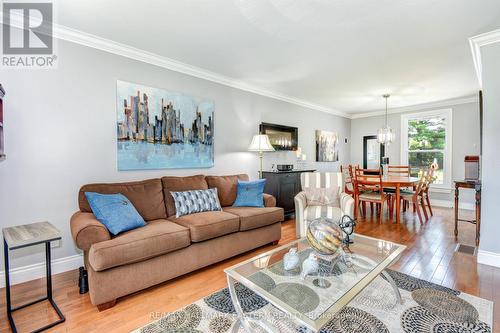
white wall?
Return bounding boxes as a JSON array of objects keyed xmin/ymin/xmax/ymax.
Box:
[
  {"xmin": 0, "ymin": 40, "xmax": 351, "ymax": 274},
  {"xmin": 478, "ymin": 42, "xmax": 500, "ymax": 257},
  {"xmin": 350, "ymin": 102, "xmax": 481, "ymax": 206}
]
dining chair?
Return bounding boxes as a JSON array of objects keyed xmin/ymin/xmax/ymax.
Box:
[
  {"xmin": 400, "ymin": 171, "xmax": 428, "ymax": 223},
  {"xmin": 354, "ymin": 167, "xmax": 388, "ymax": 224},
  {"xmin": 420, "ymin": 165, "xmax": 436, "ymax": 217},
  {"xmin": 387, "ymin": 165, "xmax": 411, "ymax": 177},
  {"xmin": 340, "ymin": 165, "xmax": 354, "ymax": 196}
]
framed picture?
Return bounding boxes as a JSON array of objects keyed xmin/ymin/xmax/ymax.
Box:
[
  {"xmin": 259, "ymin": 122, "xmax": 298, "ymax": 151},
  {"xmin": 116, "ymin": 80, "xmax": 214, "ymax": 170},
  {"xmin": 315, "ymin": 130, "xmax": 339, "ymax": 162}
]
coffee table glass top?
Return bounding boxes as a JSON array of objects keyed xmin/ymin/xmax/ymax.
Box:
[{"xmin": 225, "ymin": 234, "xmax": 406, "ymax": 331}]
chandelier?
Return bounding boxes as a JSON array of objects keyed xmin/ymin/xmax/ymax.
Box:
[{"xmin": 377, "ymin": 94, "xmax": 395, "ymax": 145}]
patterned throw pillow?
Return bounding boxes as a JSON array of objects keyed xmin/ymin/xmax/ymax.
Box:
[
  {"xmin": 170, "ymin": 188, "xmax": 222, "ymax": 218},
  {"xmin": 304, "ymin": 187, "xmax": 340, "ymax": 207}
]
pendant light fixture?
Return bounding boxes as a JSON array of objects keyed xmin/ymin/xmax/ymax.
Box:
[{"xmin": 377, "ymin": 94, "xmax": 395, "ymax": 145}]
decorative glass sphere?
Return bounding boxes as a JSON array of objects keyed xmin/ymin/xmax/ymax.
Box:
[{"xmin": 306, "ymin": 217, "xmax": 343, "ymax": 256}]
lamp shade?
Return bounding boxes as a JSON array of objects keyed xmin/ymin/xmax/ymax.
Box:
[{"xmin": 248, "ymin": 134, "xmax": 275, "ymax": 152}]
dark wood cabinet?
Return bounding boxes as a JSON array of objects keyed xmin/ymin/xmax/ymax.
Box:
[{"xmin": 262, "ymin": 170, "xmax": 315, "ymax": 217}]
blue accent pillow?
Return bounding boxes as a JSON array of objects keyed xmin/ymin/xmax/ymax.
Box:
[
  {"xmin": 233, "ymin": 179, "xmax": 267, "ymax": 208},
  {"xmin": 84, "ymin": 192, "xmax": 146, "ymax": 235}
]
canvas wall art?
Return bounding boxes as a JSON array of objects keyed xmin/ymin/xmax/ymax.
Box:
[
  {"xmin": 116, "ymin": 80, "xmax": 214, "ymax": 170},
  {"xmin": 315, "ymin": 130, "xmax": 339, "ymax": 162}
]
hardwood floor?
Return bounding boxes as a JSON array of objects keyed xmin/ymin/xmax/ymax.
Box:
[{"xmin": 0, "ymin": 206, "xmax": 498, "ymax": 332}]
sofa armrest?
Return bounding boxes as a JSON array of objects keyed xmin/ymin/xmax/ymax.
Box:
[
  {"xmin": 294, "ymin": 191, "xmax": 307, "ymax": 238},
  {"xmin": 340, "ymin": 192, "xmax": 355, "ymax": 218},
  {"xmin": 70, "ymin": 212, "xmax": 111, "ymax": 251},
  {"xmin": 263, "ymin": 193, "xmax": 276, "ymax": 207}
]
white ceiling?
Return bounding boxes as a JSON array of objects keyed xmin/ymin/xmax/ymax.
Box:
[{"xmin": 57, "ymin": 0, "xmax": 500, "ymax": 115}]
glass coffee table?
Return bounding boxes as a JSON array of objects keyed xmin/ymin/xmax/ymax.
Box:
[{"xmin": 224, "ymin": 234, "xmax": 406, "ymax": 332}]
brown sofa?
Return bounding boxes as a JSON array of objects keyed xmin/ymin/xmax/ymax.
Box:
[{"xmin": 70, "ymin": 174, "xmax": 283, "ymax": 310}]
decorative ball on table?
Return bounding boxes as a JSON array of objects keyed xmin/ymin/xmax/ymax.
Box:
[{"xmin": 306, "ymin": 217, "xmax": 343, "ymax": 258}]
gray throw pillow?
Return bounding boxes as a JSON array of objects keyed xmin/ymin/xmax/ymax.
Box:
[{"xmin": 170, "ymin": 188, "xmax": 222, "ymax": 218}]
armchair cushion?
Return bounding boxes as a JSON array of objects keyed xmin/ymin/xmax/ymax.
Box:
[{"xmin": 303, "ymin": 205, "xmax": 343, "ymax": 222}]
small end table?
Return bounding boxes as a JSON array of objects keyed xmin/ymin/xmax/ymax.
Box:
[
  {"xmin": 454, "ymin": 180, "xmax": 481, "ymax": 246},
  {"xmin": 2, "ymin": 221, "xmax": 65, "ymax": 333}
]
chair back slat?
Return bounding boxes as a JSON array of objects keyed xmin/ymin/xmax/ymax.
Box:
[
  {"xmin": 387, "ymin": 165, "xmax": 410, "ymax": 177},
  {"xmin": 354, "ymin": 167, "xmax": 383, "ymax": 194}
]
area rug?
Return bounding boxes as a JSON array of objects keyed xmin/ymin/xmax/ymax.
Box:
[{"xmin": 133, "ymin": 269, "xmax": 493, "ymax": 333}]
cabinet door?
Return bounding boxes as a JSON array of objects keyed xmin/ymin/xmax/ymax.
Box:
[{"xmin": 279, "ymin": 174, "xmax": 298, "ymax": 212}]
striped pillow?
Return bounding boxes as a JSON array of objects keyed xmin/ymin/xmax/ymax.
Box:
[{"xmin": 170, "ymin": 188, "xmax": 222, "ymax": 218}]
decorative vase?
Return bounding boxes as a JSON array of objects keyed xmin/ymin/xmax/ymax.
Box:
[
  {"xmin": 306, "ymin": 217, "xmax": 343, "ymax": 257},
  {"xmin": 301, "ymin": 253, "xmax": 319, "ymax": 280},
  {"xmin": 283, "ymin": 248, "xmax": 300, "ymax": 271}
]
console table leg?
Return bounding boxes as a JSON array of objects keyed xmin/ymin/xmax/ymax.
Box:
[
  {"xmin": 381, "ymin": 270, "xmax": 403, "ymax": 306},
  {"xmin": 475, "ymin": 188, "xmax": 481, "ymax": 246},
  {"xmin": 4, "ymin": 239, "xmax": 16, "ymax": 333}
]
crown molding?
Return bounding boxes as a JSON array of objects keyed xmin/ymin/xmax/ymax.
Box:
[
  {"xmin": 350, "ymin": 96, "xmax": 478, "ymax": 119},
  {"xmin": 469, "ymin": 29, "xmax": 500, "ymax": 89},
  {"xmin": 1, "ymin": 11, "xmax": 349, "ymax": 118}
]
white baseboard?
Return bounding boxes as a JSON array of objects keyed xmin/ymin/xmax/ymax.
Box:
[
  {"xmin": 431, "ymin": 199, "xmax": 475, "ymax": 211},
  {"xmin": 0, "ymin": 254, "xmax": 83, "ymax": 288},
  {"xmin": 477, "ymin": 250, "xmax": 500, "ymax": 268}
]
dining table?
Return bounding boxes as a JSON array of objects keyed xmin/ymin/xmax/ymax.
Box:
[{"xmin": 362, "ymin": 175, "xmax": 420, "ymax": 224}]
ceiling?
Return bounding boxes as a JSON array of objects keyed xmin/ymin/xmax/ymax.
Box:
[{"xmin": 57, "ymin": 0, "xmax": 500, "ymax": 115}]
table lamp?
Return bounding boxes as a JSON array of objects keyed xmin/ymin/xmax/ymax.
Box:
[{"xmin": 248, "ymin": 134, "xmax": 275, "ymax": 178}]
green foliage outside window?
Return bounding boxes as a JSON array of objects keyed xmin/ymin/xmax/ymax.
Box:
[{"xmin": 407, "ymin": 117, "xmax": 446, "ymax": 185}]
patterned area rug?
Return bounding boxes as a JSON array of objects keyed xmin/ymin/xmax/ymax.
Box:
[{"xmin": 133, "ymin": 269, "xmax": 493, "ymax": 333}]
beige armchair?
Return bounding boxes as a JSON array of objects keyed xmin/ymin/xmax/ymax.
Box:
[{"xmin": 294, "ymin": 172, "xmax": 355, "ymax": 238}]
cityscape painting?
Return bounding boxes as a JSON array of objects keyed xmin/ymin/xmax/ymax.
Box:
[
  {"xmin": 116, "ymin": 80, "xmax": 214, "ymax": 170},
  {"xmin": 315, "ymin": 130, "xmax": 339, "ymax": 162}
]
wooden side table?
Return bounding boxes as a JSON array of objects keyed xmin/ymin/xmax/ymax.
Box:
[
  {"xmin": 454, "ymin": 180, "xmax": 481, "ymax": 246},
  {"xmin": 2, "ymin": 221, "xmax": 65, "ymax": 333}
]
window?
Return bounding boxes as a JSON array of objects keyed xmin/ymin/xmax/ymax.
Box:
[{"xmin": 401, "ymin": 109, "xmax": 452, "ymax": 189}]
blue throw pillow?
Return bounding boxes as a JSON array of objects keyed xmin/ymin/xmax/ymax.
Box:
[
  {"xmin": 233, "ymin": 179, "xmax": 267, "ymax": 208},
  {"xmin": 84, "ymin": 192, "xmax": 146, "ymax": 235}
]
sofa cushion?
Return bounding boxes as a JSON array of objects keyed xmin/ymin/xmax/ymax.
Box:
[
  {"xmin": 169, "ymin": 211, "xmax": 239, "ymax": 242},
  {"xmin": 223, "ymin": 206, "xmax": 284, "ymax": 231},
  {"xmin": 79, "ymin": 178, "xmax": 166, "ymax": 221},
  {"xmin": 206, "ymin": 174, "xmax": 249, "ymax": 207},
  {"xmin": 162, "ymin": 175, "xmax": 208, "ymax": 217},
  {"xmin": 89, "ymin": 219, "xmax": 190, "ymax": 271}
]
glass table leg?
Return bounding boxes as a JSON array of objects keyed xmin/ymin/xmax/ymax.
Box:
[
  {"xmin": 380, "ymin": 270, "xmax": 403, "ymax": 305},
  {"xmin": 226, "ymin": 275, "xmax": 279, "ymax": 333}
]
